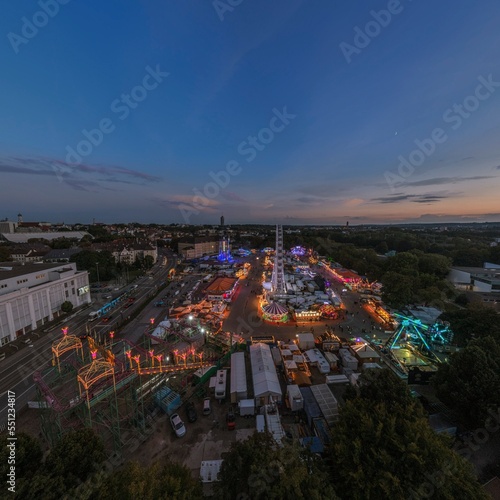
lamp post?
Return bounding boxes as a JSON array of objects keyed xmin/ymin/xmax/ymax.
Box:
[{"xmin": 96, "ymin": 262, "xmax": 100, "ymax": 287}]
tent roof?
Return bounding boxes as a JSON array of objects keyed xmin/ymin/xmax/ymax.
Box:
[
  {"xmin": 263, "ymin": 302, "xmax": 288, "ymax": 315},
  {"xmin": 250, "ymin": 343, "xmax": 282, "ymax": 398}
]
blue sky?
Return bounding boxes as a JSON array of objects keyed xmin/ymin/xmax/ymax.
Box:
[{"xmin": 1, "ymin": 0, "xmax": 500, "ymax": 224}]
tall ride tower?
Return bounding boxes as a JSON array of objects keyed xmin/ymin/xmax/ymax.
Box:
[
  {"xmin": 218, "ymin": 215, "xmax": 232, "ymax": 262},
  {"xmin": 271, "ymin": 224, "xmax": 286, "ymax": 294}
]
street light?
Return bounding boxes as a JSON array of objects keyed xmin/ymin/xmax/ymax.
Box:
[{"xmin": 96, "ymin": 262, "xmax": 100, "ymax": 287}]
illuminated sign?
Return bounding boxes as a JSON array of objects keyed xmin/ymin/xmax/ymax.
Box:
[{"xmin": 78, "ymin": 285, "xmax": 90, "ymax": 296}]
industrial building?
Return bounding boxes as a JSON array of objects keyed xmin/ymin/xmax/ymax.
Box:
[{"xmin": 448, "ymin": 265, "xmax": 500, "ymax": 293}]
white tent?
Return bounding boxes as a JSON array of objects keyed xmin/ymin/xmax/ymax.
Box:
[
  {"xmin": 230, "ymin": 352, "xmax": 248, "ymax": 403},
  {"xmin": 250, "ymin": 343, "xmax": 282, "ymax": 405}
]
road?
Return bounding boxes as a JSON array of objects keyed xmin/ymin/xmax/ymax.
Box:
[{"xmin": 0, "ymin": 253, "xmax": 176, "ymax": 428}]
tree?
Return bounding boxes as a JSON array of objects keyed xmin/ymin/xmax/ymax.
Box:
[
  {"xmin": 50, "ymin": 237, "xmax": 78, "ymax": 249},
  {"xmin": 387, "ymin": 251, "xmax": 420, "ymax": 275},
  {"xmin": 452, "ymin": 247, "xmax": 489, "ymax": 267},
  {"xmin": 0, "ymin": 430, "xmax": 105, "ymax": 499},
  {"xmin": 61, "ymin": 301, "xmax": 73, "ymax": 314},
  {"xmin": 375, "ymin": 240, "xmax": 389, "ymax": 254},
  {"xmin": 439, "ymin": 304, "xmax": 500, "ymax": 346},
  {"xmin": 0, "ymin": 245, "xmax": 12, "ymax": 261},
  {"xmin": 0, "ymin": 432, "xmax": 43, "ymax": 495},
  {"xmin": 455, "ymin": 293, "xmax": 469, "ymax": 307},
  {"xmin": 381, "ymin": 271, "xmax": 416, "ymax": 308},
  {"xmin": 95, "ymin": 460, "xmax": 203, "ymax": 500},
  {"xmin": 215, "ymin": 432, "xmax": 338, "ymax": 499},
  {"xmin": 71, "ymin": 250, "xmax": 116, "ymax": 282},
  {"xmin": 417, "ymin": 253, "xmax": 451, "ymax": 278},
  {"xmin": 43, "ymin": 428, "xmax": 106, "ymax": 491},
  {"xmin": 143, "ymin": 255, "xmax": 154, "ymax": 269},
  {"xmin": 330, "ymin": 369, "xmax": 488, "ymax": 499},
  {"xmin": 20, "ymin": 470, "xmax": 67, "ymax": 500},
  {"xmin": 432, "ymin": 336, "xmax": 500, "ymax": 428}
]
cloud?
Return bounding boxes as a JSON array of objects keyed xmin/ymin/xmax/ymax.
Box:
[
  {"xmin": 151, "ymin": 195, "xmax": 220, "ymax": 212},
  {"xmin": 403, "ymin": 176, "xmax": 496, "ymax": 187},
  {"xmin": 219, "ymin": 191, "xmax": 246, "ymax": 202},
  {"xmin": 295, "ymin": 196, "xmax": 324, "ymax": 206},
  {"xmin": 343, "ymin": 198, "xmax": 365, "ymax": 207},
  {"xmin": 0, "ymin": 156, "xmax": 161, "ymax": 192},
  {"xmin": 295, "ymin": 183, "xmax": 345, "ymax": 198},
  {"xmin": 370, "ymin": 193, "xmax": 451, "ymax": 204},
  {"xmin": 0, "ymin": 162, "xmax": 54, "ymax": 176}
]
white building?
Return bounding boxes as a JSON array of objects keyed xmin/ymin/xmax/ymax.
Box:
[
  {"xmin": 0, "ymin": 220, "xmax": 17, "ymax": 234},
  {"xmin": 230, "ymin": 352, "xmax": 248, "ymax": 403},
  {"xmin": 0, "ymin": 262, "xmax": 91, "ymax": 345},
  {"xmin": 448, "ymin": 266, "xmax": 500, "ymax": 293},
  {"xmin": 250, "ymin": 343, "xmax": 282, "ymax": 406}
]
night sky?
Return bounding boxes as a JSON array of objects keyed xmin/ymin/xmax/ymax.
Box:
[{"xmin": 2, "ymin": 0, "xmax": 500, "ymax": 224}]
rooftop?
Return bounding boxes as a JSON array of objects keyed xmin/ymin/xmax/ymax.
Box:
[
  {"xmin": 205, "ymin": 276, "xmax": 238, "ymax": 294},
  {"xmin": 0, "ymin": 231, "xmax": 90, "ymax": 243},
  {"xmin": 0, "ymin": 262, "xmax": 71, "ymax": 280}
]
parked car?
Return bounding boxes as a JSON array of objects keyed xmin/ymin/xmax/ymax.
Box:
[
  {"xmin": 170, "ymin": 413, "xmax": 186, "ymax": 437},
  {"xmin": 202, "ymin": 397, "xmax": 212, "ymax": 416},
  {"xmin": 185, "ymin": 402, "xmax": 197, "ymax": 422},
  {"xmin": 226, "ymin": 406, "xmax": 236, "ymax": 430}
]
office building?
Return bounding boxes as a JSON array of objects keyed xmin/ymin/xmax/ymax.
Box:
[{"xmin": 0, "ymin": 262, "xmax": 90, "ymax": 345}]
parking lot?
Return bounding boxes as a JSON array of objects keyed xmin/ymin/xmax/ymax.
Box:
[{"xmin": 127, "ymin": 392, "xmax": 257, "ymax": 475}]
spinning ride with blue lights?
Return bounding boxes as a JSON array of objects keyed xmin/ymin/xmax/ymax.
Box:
[{"xmin": 384, "ymin": 313, "xmax": 453, "ymax": 365}]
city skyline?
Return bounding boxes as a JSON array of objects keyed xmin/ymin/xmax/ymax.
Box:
[{"xmin": 2, "ymin": 1, "xmax": 500, "ymax": 225}]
